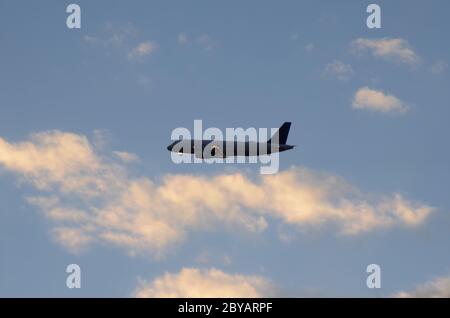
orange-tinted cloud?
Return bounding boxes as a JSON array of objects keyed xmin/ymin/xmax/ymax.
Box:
[
  {"xmin": 0, "ymin": 130, "xmax": 434, "ymax": 257},
  {"xmin": 134, "ymin": 267, "xmax": 274, "ymax": 298}
]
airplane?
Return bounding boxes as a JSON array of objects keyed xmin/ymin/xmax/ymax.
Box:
[{"xmin": 167, "ymin": 122, "xmax": 294, "ymax": 159}]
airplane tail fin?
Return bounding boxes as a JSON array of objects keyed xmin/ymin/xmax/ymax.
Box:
[{"xmin": 268, "ymin": 122, "xmax": 291, "ymax": 145}]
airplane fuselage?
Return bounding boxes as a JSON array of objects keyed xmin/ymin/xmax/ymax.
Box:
[{"xmin": 167, "ymin": 139, "xmax": 294, "ymax": 158}]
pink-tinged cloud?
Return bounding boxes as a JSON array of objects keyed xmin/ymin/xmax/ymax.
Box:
[{"xmin": 0, "ymin": 131, "xmax": 434, "ymax": 257}]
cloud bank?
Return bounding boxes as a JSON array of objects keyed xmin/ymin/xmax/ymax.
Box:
[
  {"xmin": 0, "ymin": 131, "xmax": 433, "ymax": 257},
  {"xmin": 395, "ymin": 275, "xmax": 450, "ymax": 298},
  {"xmin": 134, "ymin": 267, "xmax": 274, "ymax": 298}
]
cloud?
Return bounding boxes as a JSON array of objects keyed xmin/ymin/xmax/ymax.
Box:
[
  {"xmin": 323, "ymin": 60, "xmax": 354, "ymax": 81},
  {"xmin": 92, "ymin": 129, "xmax": 108, "ymax": 145},
  {"xmin": 0, "ymin": 131, "xmax": 105, "ymax": 195},
  {"xmin": 176, "ymin": 33, "xmax": 216, "ymax": 50},
  {"xmin": 430, "ymin": 60, "xmax": 448, "ymax": 74},
  {"xmin": 178, "ymin": 33, "xmax": 188, "ymax": 45},
  {"xmin": 83, "ymin": 35, "xmax": 98, "ymax": 44},
  {"xmin": 128, "ymin": 41, "xmax": 159, "ymax": 61},
  {"xmin": 305, "ymin": 43, "xmax": 315, "ymax": 52},
  {"xmin": 134, "ymin": 267, "xmax": 274, "ymax": 297},
  {"xmin": 113, "ymin": 151, "xmax": 140, "ymax": 163},
  {"xmin": 0, "ymin": 131, "xmax": 433, "ymax": 257},
  {"xmin": 351, "ymin": 38, "xmax": 420, "ymax": 65},
  {"xmin": 84, "ymin": 24, "xmax": 158, "ymax": 63},
  {"xmin": 83, "ymin": 24, "xmax": 138, "ymax": 48},
  {"xmin": 352, "ymin": 87, "xmax": 409, "ymax": 114},
  {"xmin": 195, "ymin": 34, "xmax": 215, "ymax": 51},
  {"xmin": 395, "ymin": 275, "xmax": 450, "ymax": 298}
]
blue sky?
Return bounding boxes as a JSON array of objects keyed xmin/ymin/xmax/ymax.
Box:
[{"xmin": 1, "ymin": 0, "xmax": 450, "ymax": 297}]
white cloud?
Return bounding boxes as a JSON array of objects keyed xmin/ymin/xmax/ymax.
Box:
[
  {"xmin": 323, "ymin": 60, "xmax": 354, "ymax": 81},
  {"xmin": 128, "ymin": 41, "xmax": 159, "ymax": 61},
  {"xmin": 83, "ymin": 24, "xmax": 138, "ymax": 48},
  {"xmin": 84, "ymin": 24, "xmax": 159, "ymax": 63},
  {"xmin": 0, "ymin": 131, "xmax": 105, "ymax": 195},
  {"xmin": 178, "ymin": 33, "xmax": 188, "ymax": 45},
  {"xmin": 351, "ymin": 38, "xmax": 420, "ymax": 65},
  {"xmin": 395, "ymin": 275, "xmax": 450, "ymax": 298},
  {"xmin": 134, "ymin": 268, "xmax": 274, "ymax": 297},
  {"xmin": 113, "ymin": 151, "xmax": 140, "ymax": 163},
  {"xmin": 352, "ymin": 87, "xmax": 409, "ymax": 114},
  {"xmin": 0, "ymin": 131, "xmax": 433, "ymax": 257},
  {"xmin": 51, "ymin": 226, "xmax": 93, "ymax": 253}
]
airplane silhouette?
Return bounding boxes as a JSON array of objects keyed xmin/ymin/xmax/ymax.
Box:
[{"xmin": 167, "ymin": 122, "xmax": 294, "ymax": 159}]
